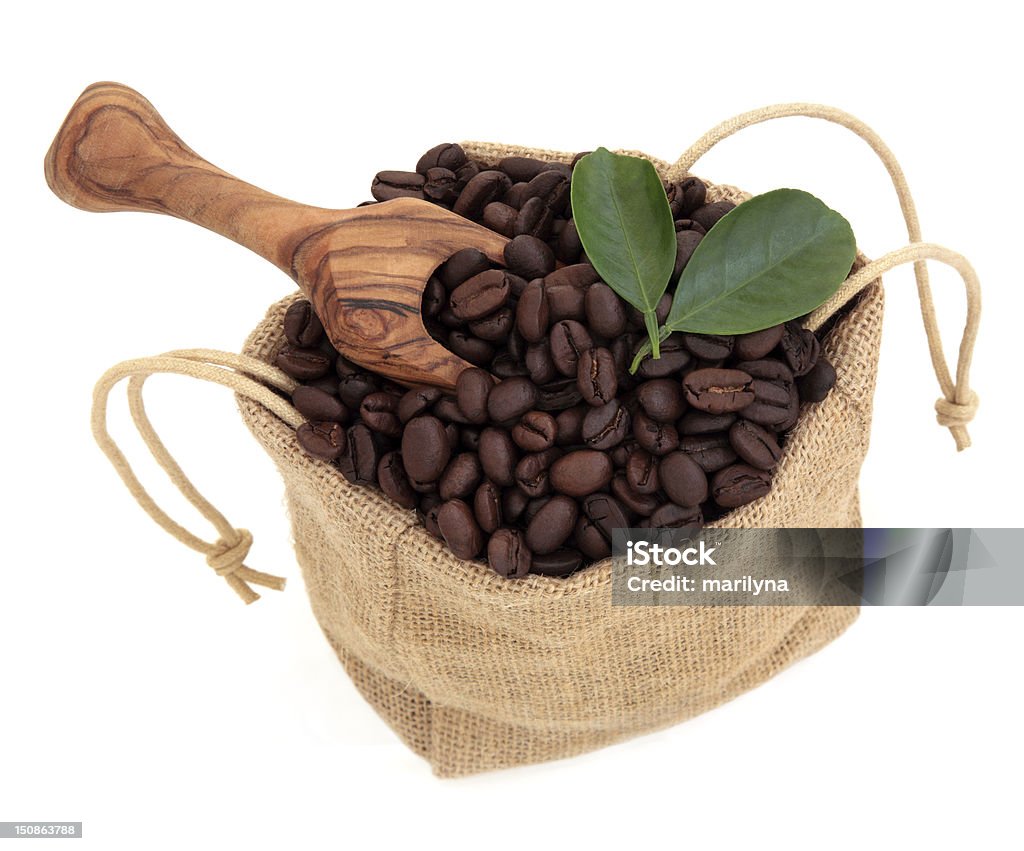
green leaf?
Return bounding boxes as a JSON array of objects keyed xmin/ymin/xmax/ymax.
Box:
[
  {"xmin": 571, "ymin": 148, "xmax": 676, "ymax": 356},
  {"xmin": 665, "ymin": 188, "xmax": 856, "ymax": 335}
]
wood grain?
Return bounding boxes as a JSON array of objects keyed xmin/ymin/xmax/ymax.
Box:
[{"xmin": 45, "ymin": 82, "xmax": 508, "ymax": 389}]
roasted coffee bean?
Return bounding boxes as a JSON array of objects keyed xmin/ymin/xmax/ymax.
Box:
[
  {"xmin": 636, "ymin": 379, "xmax": 686, "ymax": 423},
  {"xmin": 507, "ymin": 330, "xmax": 527, "ymax": 362},
  {"xmin": 455, "ymin": 367, "xmax": 493, "ymax": 425},
  {"xmin": 419, "ymin": 494, "xmax": 443, "ymax": 538},
  {"xmin": 460, "ymin": 427, "xmax": 481, "ymax": 452},
  {"xmin": 339, "ymin": 423, "xmax": 380, "ymax": 485},
  {"xmin": 674, "ymin": 218, "xmax": 707, "ymax": 234},
  {"xmin": 416, "ymin": 143, "xmax": 467, "ymax": 175},
  {"xmin": 524, "ymin": 496, "xmax": 551, "ymax": 524},
  {"xmin": 473, "ymin": 480, "xmax": 503, "ymax": 533},
  {"xmin": 582, "ymin": 399, "xmax": 630, "ymax": 450},
  {"xmin": 690, "ymin": 200, "xmax": 735, "ymax": 231},
  {"xmin": 377, "ymin": 451, "xmax": 417, "ymax": 510},
  {"xmin": 450, "ymin": 269, "xmax": 511, "ymax": 321},
  {"xmin": 780, "ymin": 321, "xmax": 821, "ymax": 376},
  {"xmin": 626, "ymin": 449, "xmax": 659, "ymax": 494},
  {"xmin": 487, "ymin": 377, "xmax": 538, "ymax": 423},
  {"xmin": 678, "ymin": 410, "xmax": 736, "ymax": 435},
  {"xmin": 531, "ymin": 548, "xmax": 583, "ymax": 577},
  {"xmin": 729, "ymin": 420, "xmax": 782, "ymax": 471},
  {"xmin": 440, "ymin": 248, "xmax": 491, "ymax": 290},
  {"xmin": 550, "ymin": 320, "xmax": 593, "ymax": 377},
  {"xmin": 545, "ymin": 263, "xmax": 601, "ymax": 290},
  {"xmin": 498, "ymin": 156, "xmax": 552, "ymax": 182},
  {"xmin": 512, "ymin": 411, "xmax": 557, "ymax": 452},
  {"xmin": 432, "ymin": 395, "xmax": 473, "ymax": 425},
  {"xmin": 479, "ymin": 427, "xmax": 518, "ymax": 487},
  {"xmin": 536, "ymin": 378, "xmax": 583, "ymax": 412},
  {"xmin": 454, "ymin": 170, "xmax": 512, "ymax": 220},
  {"xmin": 423, "ymin": 276, "xmax": 446, "ymax": 318},
  {"xmin": 503, "ymin": 234, "xmax": 556, "ymax": 281},
  {"xmin": 577, "ymin": 347, "xmax": 617, "ymax": 406},
  {"xmin": 734, "ymin": 324, "xmax": 785, "ymax": 361},
  {"xmin": 445, "ymin": 422, "xmax": 460, "ymax": 452},
  {"xmin": 555, "ymin": 405, "xmax": 587, "ymax": 446},
  {"xmin": 647, "ymin": 502, "xmax": 703, "ymax": 530},
  {"xmin": 487, "ymin": 528, "xmax": 532, "ymax": 578},
  {"xmin": 633, "ymin": 410, "xmax": 680, "ymax": 456},
  {"xmin": 502, "ymin": 487, "xmax": 529, "ymax": 523},
  {"xmin": 522, "ymin": 170, "xmax": 569, "ymax": 213},
  {"xmin": 545, "ymin": 284, "xmax": 586, "ymax": 322},
  {"xmin": 411, "ymin": 478, "xmax": 439, "ymax": 496},
  {"xmin": 516, "ymin": 279, "xmax": 550, "ymax": 343},
  {"xmin": 525, "ymin": 495, "xmax": 578, "ymax": 555},
  {"xmin": 634, "ymin": 333, "xmax": 691, "ymax": 379},
  {"xmin": 277, "ymin": 345, "xmax": 332, "ymax": 381},
  {"xmin": 284, "ymin": 300, "xmax": 324, "ymax": 348},
  {"xmin": 610, "ymin": 474, "xmax": 660, "ymax": 516},
  {"xmin": 525, "ymin": 341, "xmax": 557, "ymax": 385},
  {"xmin": 292, "ymin": 385, "xmax": 349, "ymax": 423},
  {"xmin": 549, "ymin": 450, "xmax": 613, "ymax": 497},
  {"xmin": 423, "ymin": 166, "xmax": 458, "ymax": 202},
  {"xmin": 501, "ymin": 182, "xmax": 527, "ymax": 209},
  {"xmin": 576, "ymin": 517, "xmax": 612, "ymax": 560},
  {"xmin": 360, "ymin": 391, "xmax": 402, "ymax": 438},
  {"xmin": 515, "ymin": 448, "xmax": 560, "ymax": 498},
  {"xmin": 371, "ymin": 170, "xmax": 426, "ymax": 201},
  {"xmin": 711, "ymin": 464, "xmax": 772, "ymax": 508},
  {"xmin": 439, "ymin": 452, "xmax": 482, "ymax": 502},
  {"xmin": 670, "ymin": 230, "xmax": 704, "ymax": 285},
  {"xmin": 454, "ymin": 160, "xmax": 481, "ymax": 189},
  {"xmin": 297, "ymin": 421, "xmax": 346, "ymax": 462},
  {"xmin": 482, "ymin": 202, "xmax": 519, "ymax": 236},
  {"xmin": 797, "ymin": 357, "xmax": 837, "ymax": 402},
  {"xmin": 684, "ymin": 368, "xmax": 755, "ymax": 414},
  {"xmin": 307, "ymin": 375, "xmax": 340, "ymax": 397},
  {"xmin": 683, "ymin": 333, "xmax": 734, "ymax": 360},
  {"xmin": 437, "ymin": 499, "xmax": 484, "ymax": 559},
  {"xmin": 740, "ymin": 379, "xmax": 796, "ymax": 430},
  {"xmin": 584, "ymin": 283, "xmax": 628, "ymax": 338},
  {"xmin": 556, "ymin": 218, "xmax": 583, "ymax": 264},
  {"xmin": 659, "ymin": 451, "xmax": 709, "ymax": 506},
  {"xmin": 401, "ymin": 415, "xmax": 451, "ymax": 483},
  {"xmin": 491, "ymin": 353, "xmax": 530, "ymax": 379},
  {"xmin": 438, "ymin": 307, "xmax": 465, "ymax": 329},
  {"xmin": 582, "ymin": 493, "xmax": 629, "ymax": 544},
  {"xmin": 736, "ymin": 358, "xmax": 795, "ymax": 385},
  {"xmin": 447, "ymin": 330, "xmax": 494, "ymax": 366},
  {"xmin": 467, "ymin": 306, "xmax": 513, "ymax": 342},
  {"xmin": 677, "ymin": 176, "xmax": 707, "ymax": 217},
  {"xmin": 515, "ymin": 196, "xmax": 554, "ymax": 239},
  {"xmin": 336, "ymin": 369, "xmax": 379, "ymax": 407},
  {"xmin": 679, "ymin": 434, "xmax": 738, "ymax": 473}
]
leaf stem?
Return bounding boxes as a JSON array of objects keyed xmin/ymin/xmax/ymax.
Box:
[
  {"xmin": 629, "ymin": 339, "xmax": 653, "ymax": 375},
  {"xmin": 643, "ymin": 310, "xmax": 661, "ymax": 360}
]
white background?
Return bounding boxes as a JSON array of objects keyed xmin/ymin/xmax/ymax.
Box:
[{"xmin": 2, "ymin": 2, "xmax": 1021, "ymax": 849}]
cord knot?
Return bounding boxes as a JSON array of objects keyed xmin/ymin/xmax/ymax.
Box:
[
  {"xmin": 207, "ymin": 528, "xmax": 254, "ymax": 577},
  {"xmin": 935, "ymin": 390, "xmax": 979, "ymax": 428}
]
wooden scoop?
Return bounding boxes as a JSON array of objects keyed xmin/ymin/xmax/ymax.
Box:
[{"xmin": 44, "ymin": 82, "xmax": 508, "ymax": 390}]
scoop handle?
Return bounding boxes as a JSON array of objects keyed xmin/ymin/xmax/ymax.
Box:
[{"xmin": 44, "ymin": 82, "xmax": 338, "ymax": 276}]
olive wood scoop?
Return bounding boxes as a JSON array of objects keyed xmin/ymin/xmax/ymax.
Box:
[{"xmin": 45, "ymin": 82, "xmax": 508, "ymax": 390}]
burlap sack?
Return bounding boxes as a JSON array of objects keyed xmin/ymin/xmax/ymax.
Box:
[
  {"xmin": 93, "ymin": 107, "xmax": 980, "ymax": 778},
  {"xmin": 234, "ymin": 153, "xmax": 881, "ymax": 776}
]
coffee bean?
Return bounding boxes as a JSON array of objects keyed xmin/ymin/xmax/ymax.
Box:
[
  {"xmin": 525, "ymin": 495, "xmax": 578, "ymax": 555},
  {"xmin": 488, "ymin": 528, "xmax": 532, "ymax": 578},
  {"xmin": 419, "ymin": 494, "xmax": 443, "ymax": 538},
  {"xmin": 545, "ymin": 264, "xmax": 601, "ymax": 290},
  {"xmin": 690, "ymin": 200, "xmax": 735, "ymax": 231},
  {"xmin": 504, "ymin": 234, "xmax": 556, "ymax": 280},
  {"xmin": 683, "ymin": 333, "xmax": 734, "ymax": 360},
  {"xmin": 401, "ymin": 415, "xmax": 451, "ymax": 483},
  {"xmin": 523, "ymin": 496, "xmax": 551, "ymax": 524},
  {"xmin": 487, "ymin": 377, "xmax": 538, "ymax": 423},
  {"xmin": 683, "ymin": 368, "xmax": 755, "ymax": 414},
  {"xmin": 734, "ymin": 324, "xmax": 785, "ymax": 361},
  {"xmin": 515, "ymin": 196, "xmax": 554, "ymax": 239},
  {"xmin": 581, "ymin": 493, "xmax": 629, "ymax": 544},
  {"xmin": 479, "ymin": 427, "xmax": 518, "ymax": 487},
  {"xmin": 339, "ymin": 423, "xmax": 380, "ymax": 485},
  {"xmin": 677, "ymin": 176, "xmax": 707, "ymax": 217},
  {"xmin": 454, "ymin": 160, "xmax": 481, "ymax": 189},
  {"xmin": 468, "ymin": 307, "xmax": 514, "ymax": 342},
  {"xmin": 437, "ymin": 499, "xmax": 484, "ymax": 559},
  {"xmin": 556, "ymin": 218, "xmax": 583, "ymax": 264},
  {"xmin": 584, "ymin": 283, "xmax": 628, "ymax": 338},
  {"xmin": 536, "ymin": 375, "xmax": 584, "ymax": 410},
  {"xmin": 545, "ymin": 284, "xmax": 586, "ymax": 323},
  {"xmin": 516, "ymin": 279, "xmax": 550, "ymax": 343},
  {"xmin": 633, "ymin": 410, "xmax": 680, "ymax": 456},
  {"xmin": 515, "ymin": 448, "xmax": 560, "ymax": 498},
  {"xmin": 729, "ymin": 420, "xmax": 782, "ymax": 471},
  {"xmin": 530, "ymin": 548, "xmax": 583, "ymax": 577},
  {"xmin": 780, "ymin": 321, "xmax": 821, "ymax": 376},
  {"xmin": 512, "ymin": 411, "xmax": 557, "ymax": 452},
  {"xmin": 455, "ymin": 367, "xmax": 493, "ymax": 425},
  {"xmin": 611, "ymin": 474, "xmax": 660, "ymax": 516},
  {"xmin": 276, "ymin": 345, "xmax": 332, "ymax": 381},
  {"xmin": 634, "ymin": 333, "xmax": 691, "ymax": 379},
  {"xmin": 711, "ymin": 464, "xmax": 772, "ymax": 508},
  {"xmin": 306, "ymin": 375, "xmax": 339, "ymax": 397},
  {"xmin": 549, "ymin": 450, "xmax": 613, "ymax": 497},
  {"xmin": 735, "ymin": 360, "xmax": 798, "ymax": 430},
  {"xmin": 461, "ymin": 427, "xmax": 481, "ymax": 452},
  {"xmin": 422, "ymin": 166, "xmax": 458, "ymax": 203},
  {"xmin": 491, "ymin": 353, "xmax": 530, "ymax": 379},
  {"xmin": 582, "ymin": 399, "xmax": 630, "ymax": 450},
  {"xmin": 550, "ymin": 320, "xmax": 593, "ymax": 377},
  {"xmin": 797, "ymin": 357, "xmax": 837, "ymax": 402},
  {"xmin": 378, "ymin": 451, "xmax": 417, "ymax": 509},
  {"xmin": 416, "ymin": 143, "xmax": 467, "ymax": 175},
  {"xmin": 284, "ymin": 300, "xmax": 324, "ymax": 348},
  {"xmin": 647, "ymin": 502, "xmax": 703, "ymax": 530},
  {"xmin": 522, "ymin": 170, "xmax": 569, "ymax": 213},
  {"xmin": 440, "ymin": 248, "xmax": 491, "ymax": 290},
  {"xmin": 439, "ymin": 452, "xmax": 482, "ymax": 502},
  {"xmin": 432, "ymin": 395, "xmax": 474, "ymax": 425},
  {"xmin": 626, "ymin": 449, "xmax": 659, "ymax": 494},
  {"xmin": 297, "ymin": 421, "xmax": 346, "ymax": 462},
  {"xmin": 482, "ymin": 202, "xmax": 518, "ymax": 236},
  {"xmin": 671, "ymin": 230, "xmax": 704, "ymax": 285},
  {"xmin": 659, "ymin": 451, "xmax": 709, "ymax": 506},
  {"xmin": 502, "ymin": 182, "xmax": 527, "ymax": 209},
  {"xmin": 473, "ymin": 480, "xmax": 503, "ymax": 533},
  {"xmin": 423, "ymin": 276, "xmax": 446, "ymax": 318},
  {"xmin": 447, "ymin": 331, "xmax": 495, "ymax": 366},
  {"xmin": 636, "ymin": 379, "xmax": 686, "ymax": 422},
  {"xmin": 371, "ymin": 170, "xmax": 426, "ymax": 201},
  {"xmin": 555, "ymin": 405, "xmax": 587, "ymax": 446},
  {"xmin": 678, "ymin": 410, "xmax": 736, "ymax": 435},
  {"xmin": 679, "ymin": 434, "xmax": 738, "ymax": 473},
  {"xmin": 360, "ymin": 391, "xmax": 402, "ymax": 438},
  {"xmin": 577, "ymin": 347, "xmax": 617, "ymax": 406},
  {"xmin": 292, "ymin": 385, "xmax": 349, "ymax": 423},
  {"xmin": 497, "ymin": 156, "xmax": 552, "ymax": 182},
  {"xmin": 502, "ymin": 487, "xmax": 529, "ymax": 523},
  {"xmin": 525, "ymin": 341, "xmax": 558, "ymax": 385},
  {"xmin": 454, "ymin": 170, "xmax": 512, "ymax": 220},
  {"xmin": 450, "ymin": 270, "xmax": 511, "ymax": 321},
  {"xmin": 575, "ymin": 516, "xmax": 612, "ymax": 560}
]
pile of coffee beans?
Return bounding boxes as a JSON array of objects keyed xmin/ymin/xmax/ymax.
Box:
[{"xmin": 275, "ymin": 144, "xmax": 838, "ymax": 578}]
